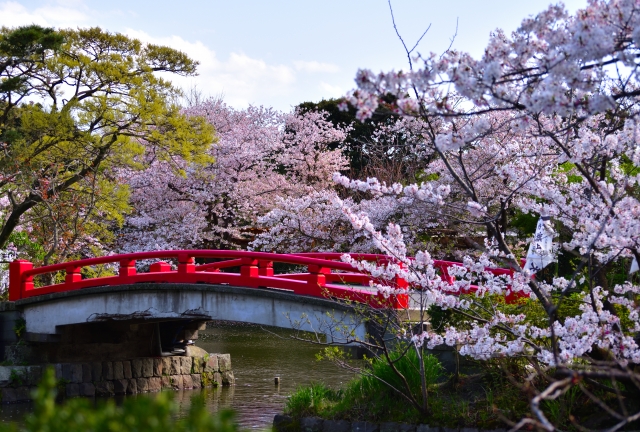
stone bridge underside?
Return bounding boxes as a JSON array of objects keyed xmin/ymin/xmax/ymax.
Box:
[{"xmin": 16, "ymin": 283, "xmax": 367, "ymax": 344}]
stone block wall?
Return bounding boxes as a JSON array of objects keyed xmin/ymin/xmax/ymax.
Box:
[
  {"xmin": 273, "ymin": 415, "xmax": 510, "ymax": 432},
  {"xmin": 0, "ymin": 353, "xmax": 234, "ymax": 403}
]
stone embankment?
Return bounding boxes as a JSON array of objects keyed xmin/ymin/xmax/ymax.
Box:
[
  {"xmin": 273, "ymin": 415, "xmax": 511, "ymax": 432},
  {"xmin": 0, "ymin": 348, "xmax": 234, "ymax": 403},
  {"xmin": 273, "ymin": 419, "xmax": 637, "ymax": 432}
]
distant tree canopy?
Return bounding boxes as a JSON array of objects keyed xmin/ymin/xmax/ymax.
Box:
[
  {"xmin": 297, "ymin": 97, "xmax": 428, "ymax": 182},
  {"xmin": 297, "ymin": 98, "xmax": 390, "ymax": 176},
  {"xmin": 0, "ymin": 25, "xmax": 214, "ymax": 260}
]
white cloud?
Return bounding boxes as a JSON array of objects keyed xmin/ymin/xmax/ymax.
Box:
[
  {"xmin": 124, "ymin": 29, "xmax": 297, "ymax": 108},
  {"xmin": 319, "ymin": 82, "xmax": 345, "ymax": 98},
  {"xmin": 294, "ymin": 60, "xmax": 340, "ymax": 74},
  {"xmin": 0, "ymin": 1, "xmax": 344, "ymax": 110},
  {"xmin": 0, "ymin": 1, "xmax": 49, "ymax": 27},
  {"xmin": 0, "ymin": 0, "xmax": 90, "ymax": 28}
]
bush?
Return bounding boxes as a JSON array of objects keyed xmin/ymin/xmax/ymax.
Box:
[
  {"xmin": 284, "ymin": 352, "xmax": 555, "ymax": 428},
  {"xmin": 0, "ymin": 368, "xmax": 239, "ymax": 432},
  {"xmin": 285, "ymin": 382, "xmax": 340, "ymax": 418},
  {"xmin": 285, "ymin": 350, "xmax": 444, "ymax": 423}
]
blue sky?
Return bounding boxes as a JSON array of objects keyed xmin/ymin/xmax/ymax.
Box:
[{"xmin": 3, "ymin": 0, "xmax": 587, "ymax": 111}]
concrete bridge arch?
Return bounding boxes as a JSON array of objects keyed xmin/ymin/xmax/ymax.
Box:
[{"xmin": 5, "ymin": 283, "xmax": 366, "ymax": 363}]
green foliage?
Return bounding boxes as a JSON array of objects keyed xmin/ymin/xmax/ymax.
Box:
[
  {"xmin": 285, "ymin": 382, "xmax": 339, "ymax": 418},
  {"xmin": 291, "ymin": 338, "xmax": 640, "ymax": 429},
  {"xmin": 201, "ymin": 372, "xmax": 219, "ymax": 388},
  {"xmin": 0, "ymin": 25, "xmax": 62, "ymax": 58},
  {"xmin": 8, "ymin": 369, "xmax": 24, "ymax": 387},
  {"xmin": 286, "ymin": 349, "xmax": 444, "ymax": 423},
  {"xmin": 542, "ymin": 386, "xmax": 581, "ymax": 427},
  {"xmin": 0, "ymin": 25, "xmax": 63, "ymax": 94},
  {"xmin": 427, "ymin": 305, "xmax": 453, "ymax": 332},
  {"xmin": 0, "ymin": 25, "xmax": 216, "ymax": 260},
  {"xmin": 476, "ymin": 359, "xmax": 629, "ymax": 430},
  {"xmin": 0, "ymin": 368, "xmax": 239, "ymax": 432},
  {"xmin": 286, "ymin": 352, "xmax": 628, "ymax": 429},
  {"xmin": 620, "ymin": 154, "xmax": 640, "ymax": 178},
  {"xmin": 13, "ymin": 318, "xmax": 25, "ymax": 339},
  {"xmin": 557, "ymin": 162, "xmax": 584, "ymax": 184},
  {"xmin": 429, "ymin": 290, "xmax": 591, "ymax": 349},
  {"xmin": 509, "ymin": 210, "xmax": 538, "ymax": 237},
  {"xmin": 359, "ymin": 349, "xmax": 443, "ymax": 401},
  {"xmin": 6, "ymin": 232, "xmax": 45, "ymax": 263},
  {"xmin": 55, "ymin": 378, "xmax": 69, "ymax": 394},
  {"xmin": 417, "ymin": 172, "xmax": 440, "ymax": 183}
]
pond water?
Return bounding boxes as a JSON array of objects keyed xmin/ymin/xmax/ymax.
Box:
[
  {"xmin": 0, "ymin": 323, "xmax": 357, "ymax": 430},
  {"xmin": 174, "ymin": 323, "xmax": 356, "ymax": 429}
]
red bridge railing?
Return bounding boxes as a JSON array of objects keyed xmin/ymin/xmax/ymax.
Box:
[{"xmin": 8, "ymin": 250, "xmax": 519, "ymax": 308}]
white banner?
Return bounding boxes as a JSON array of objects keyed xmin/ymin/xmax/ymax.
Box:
[
  {"xmin": 631, "ymin": 256, "xmax": 639, "ymax": 274},
  {"xmin": 524, "ymin": 216, "xmax": 556, "ymax": 274}
]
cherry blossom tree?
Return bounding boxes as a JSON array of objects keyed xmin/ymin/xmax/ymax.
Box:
[
  {"xmin": 288, "ymin": 0, "xmax": 640, "ymax": 428},
  {"xmin": 252, "ymin": 116, "xmax": 447, "ymax": 254},
  {"xmin": 118, "ymin": 99, "xmax": 349, "ymax": 252}
]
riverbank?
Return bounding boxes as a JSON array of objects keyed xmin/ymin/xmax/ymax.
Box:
[
  {"xmin": 272, "ymin": 414, "xmax": 509, "ymax": 432},
  {"xmin": 0, "ymin": 323, "xmax": 357, "ymax": 429},
  {"xmin": 0, "ymin": 349, "xmax": 234, "ymax": 403}
]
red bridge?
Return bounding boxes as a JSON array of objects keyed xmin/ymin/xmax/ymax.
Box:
[
  {"xmin": 3, "ymin": 250, "xmax": 520, "ymax": 362},
  {"xmin": 9, "ymin": 250, "xmax": 516, "ymax": 307}
]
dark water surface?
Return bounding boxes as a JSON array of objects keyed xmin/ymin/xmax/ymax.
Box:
[
  {"xmin": 178, "ymin": 324, "xmax": 356, "ymax": 429},
  {"xmin": 0, "ymin": 323, "xmax": 356, "ymax": 430}
]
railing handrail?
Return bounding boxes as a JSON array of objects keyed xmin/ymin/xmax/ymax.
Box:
[
  {"xmin": 20, "ymin": 250, "xmax": 363, "ymax": 279},
  {"xmin": 18, "ymin": 250, "xmax": 515, "ymax": 279},
  {"xmin": 291, "ymin": 252, "xmax": 397, "ymax": 262},
  {"xmin": 292, "ymin": 252, "xmax": 514, "ymax": 274}
]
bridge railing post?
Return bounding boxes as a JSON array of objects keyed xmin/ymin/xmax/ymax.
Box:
[
  {"xmin": 394, "ymin": 262, "xmax": 408, "ymax": 290},
  {"xmin": 240, "ymin": 258, "xmax": 258, "ymax": 280},
  {"xmin": 504, "ymin": 263, "xmax": 521, "ymax": 304},
  {"xmin": 9, "ymin": 260, "xmax": 33, "ymax": 301},
  {"xmin": 65, "ymin": 265, "xmax": 82, "ymax": 285},
  {"xmin": 435, "ymin": 262, "xmax": 453, "ymax": 284},
  {"xmin": 306, "ymin": 265, "xmax": 329, "ymax": 294},
  {"xmin": 119, "ymin": 259, "xmax": 136, "ymax": 281},
  {"xmin": 258, "ymin": 260, "xmax": 273, "ymax": 276},
  {"xmin": 178, "ymin": 254, "xmax": 195, "ymax": 274}
]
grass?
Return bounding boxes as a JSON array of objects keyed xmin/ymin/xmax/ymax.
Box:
[
  {"xmin": 285, "ymin": 382, "xmax": 340, "ymax": 418},
  {"xmin": 285, "ymin": 352, "xmax": 640, "ymax": 430},
  {"xmin": 284, "ymin": 352, "xmax": 532, "ymax": 428},
  {"xmin": 285, "ymin": 349, "xmax": 447, "ymax": 424}
]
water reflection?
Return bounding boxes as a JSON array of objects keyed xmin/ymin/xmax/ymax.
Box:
[
  {"xmin": 0, "ymin": 323, "xmax": 357, "ymax": 430},
  {"xmin": 191, "ymin": 323, "xmax": 356, "ymax": 429}
]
